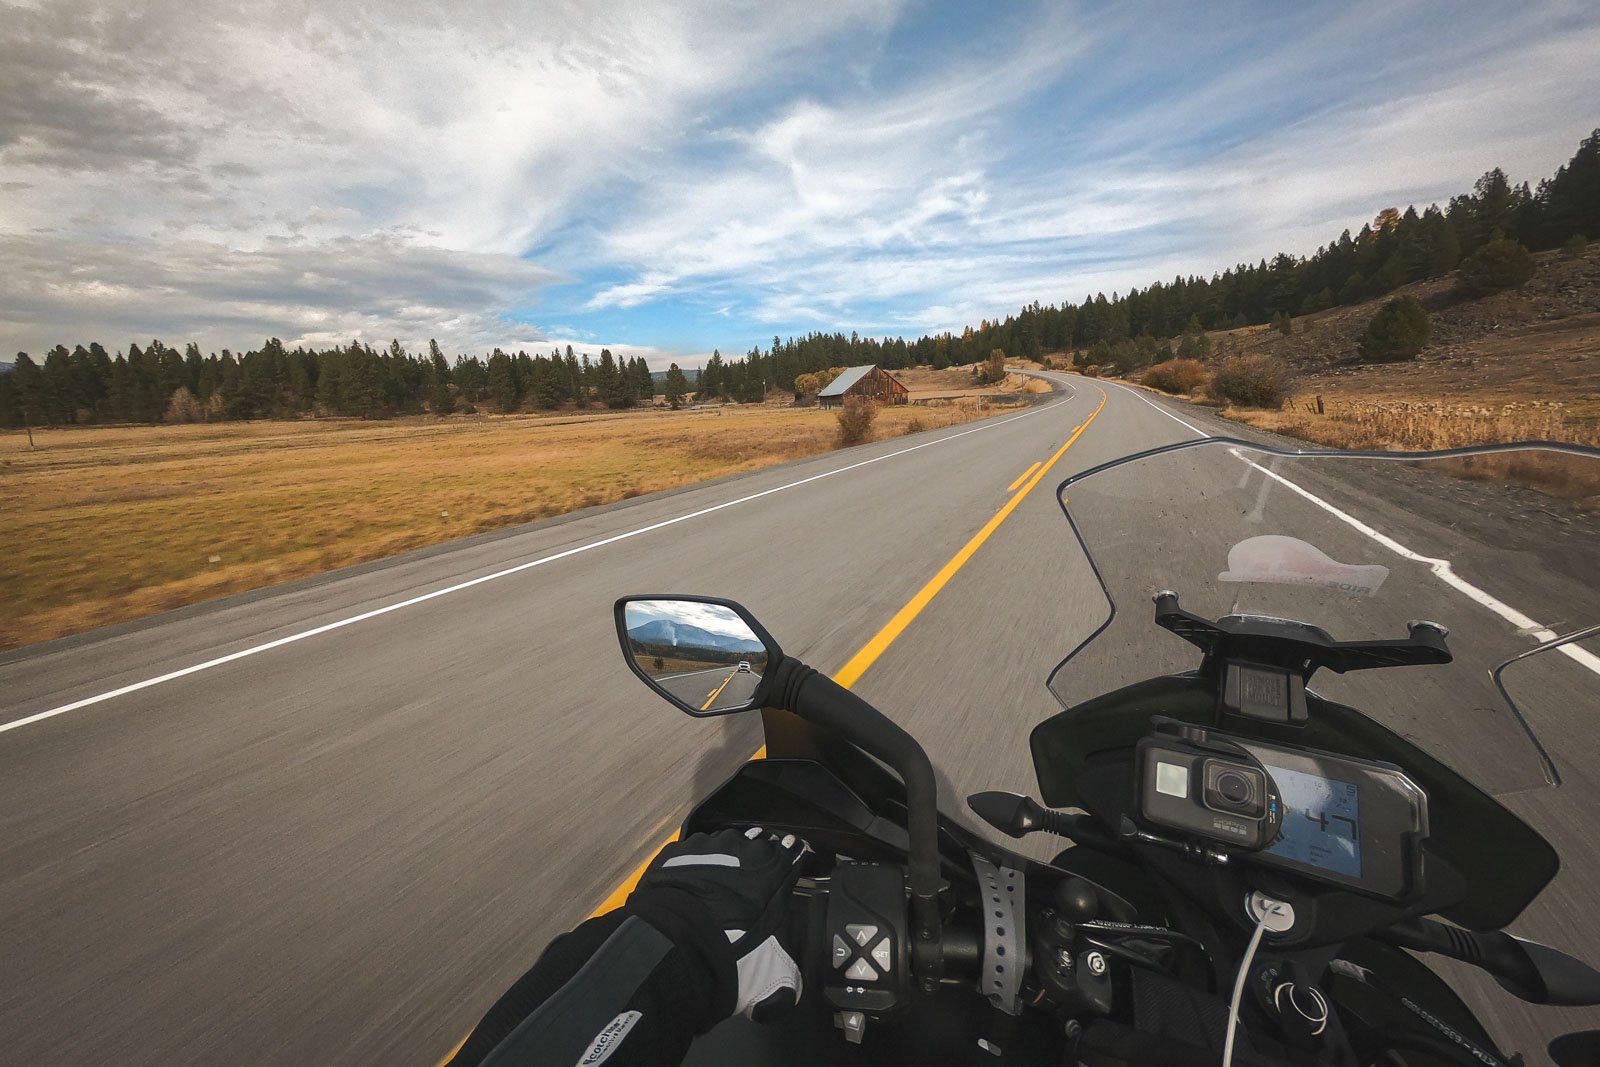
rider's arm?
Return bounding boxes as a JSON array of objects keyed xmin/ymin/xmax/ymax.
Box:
[
  {"xmin": 446, "ymin": 828, "xmax": 804, "ymax": 1067},
  {"xmin": 444, "ymin": 887, "xmax": 734, "ymax": 1067}
]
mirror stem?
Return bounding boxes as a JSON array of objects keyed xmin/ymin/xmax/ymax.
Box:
[{"xmin": 765, "ymin": 656, "xmax": 946, "ymax": 982}]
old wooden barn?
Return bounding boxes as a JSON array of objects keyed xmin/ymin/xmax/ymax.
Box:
[{"xmin": 816, "ymin": 365, "xmax": 910, "ymax": 409}]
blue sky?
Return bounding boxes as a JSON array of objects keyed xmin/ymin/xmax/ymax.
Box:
[{"xmin": 2, "ymin": 0, "xmax": 1597, "ymax": 368}]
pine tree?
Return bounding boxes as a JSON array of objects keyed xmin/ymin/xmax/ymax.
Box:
[
  {"xmin": 595, "ymin": 349, "xmax": 629, "ymax": 409},
  {"xmin": 486, "ymin": 349, "xmax": 519, "ymax": 412},
  {"xmin": 10, "ymin": 353, "xmax": 43, "ymax": 430},
  {"xmin": 664, "ymin": 363, "xmax": 688, "ymax": 409}
]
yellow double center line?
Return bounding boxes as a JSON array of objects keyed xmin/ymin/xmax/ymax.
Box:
[
  {"xmin": 832, "ymin": 389, "xmax": 1105, "ymax": 688},
  {"xmin": 434, "ymin": 387, "xmax": 1107, "ymax": 1066},
  {"xmin": 699, "ymin": 671, "xmax": 738, "ymax": 711},
  {"xmin": 1006, "ymin": 461, "xmax": 1041, "ymax": 492}
]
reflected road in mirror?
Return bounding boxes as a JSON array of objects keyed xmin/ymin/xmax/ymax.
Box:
[
  {"xmin": 622, "ymin": 599, "xmax": 768, "ymax": 714},
  {"xmin": 655, "ymin": 663, "xmax": 762, "ymax": 712}
]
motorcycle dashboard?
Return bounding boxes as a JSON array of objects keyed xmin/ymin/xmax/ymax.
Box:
[
  {"xmin": 1133, "ymin": 717, "xmax": 1429, "ymax": 902},
  {"xmin": 1235, "ymin": 736, "xmax": 1428, "ymax": 902}
]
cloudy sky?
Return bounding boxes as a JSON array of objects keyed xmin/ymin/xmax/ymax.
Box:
[{"xmin": 3, "ymin": 1, "xmax": 1597, "ymax": 368}]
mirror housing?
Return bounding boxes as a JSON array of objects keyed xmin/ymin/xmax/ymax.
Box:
[
  {"xmin": 614, "ymin": 595, "xmax": 784, "ymax": 717},
  {"xmin": 1497, "ymin": 936, "xmax": 1600, "ymax": 1007},
  {"xmin": 968, "ymin": 790, "xmax": 1051, "ymax": 838}
]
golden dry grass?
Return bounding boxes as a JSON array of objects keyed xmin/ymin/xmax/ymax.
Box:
[
  {"xmin": 894, "ymin": 364, "xmax": 1043, "ymax": 399},
  {"xmin": 1233, "ymin": 394, "xmax": 1596, "ymax": 451},
  {"xmin": 1227, "ymin": 395, "xmax": 1600, "ymax": 502},
  {"xmin": 0, "ymin": 401, "xmax": 991, "ymax": 649}
]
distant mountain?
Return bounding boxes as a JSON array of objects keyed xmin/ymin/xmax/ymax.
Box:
[
  {"xmin": 649, "ymin": 368, "xmax": 700, "ymax": 385},
  {"xmin": 0, "ymin": 361, "xmax": 14, "ymax": 374},
  {"xmin": 628, "ymin": 618, "xmax": 763, "ymax": 653}
]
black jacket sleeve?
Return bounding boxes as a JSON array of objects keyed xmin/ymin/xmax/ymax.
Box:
[{"xmin": 446, "ymin": 888, "xmax": 738, "ymax": 1067}]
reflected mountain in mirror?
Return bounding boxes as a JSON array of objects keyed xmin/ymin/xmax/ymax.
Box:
[{"xmin": 622, "ymin": 599, "xmax": 771, "ymax": 715}]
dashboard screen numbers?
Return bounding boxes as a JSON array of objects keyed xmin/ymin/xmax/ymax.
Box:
[{"xmin": 1263, "ymin": 764, "xmax": 1362, "ymax": 879}]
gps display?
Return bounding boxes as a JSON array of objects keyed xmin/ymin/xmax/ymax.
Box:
[
  {"xmin": 1241, "ymin": 739, "xmax": 1428, "ymax": 901},
  {"xmin": 1263, "ymin": 764, "xmax": 1362, "ymax": 879}
]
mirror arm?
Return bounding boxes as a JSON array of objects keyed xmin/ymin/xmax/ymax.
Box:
[
  {"xmin": 1382, "ymin": 918, "xmax": 1600, "ymax": 1006},
  {"xmin": 765, "ymin": 655, "xmax": 946, "ymax": 983}
]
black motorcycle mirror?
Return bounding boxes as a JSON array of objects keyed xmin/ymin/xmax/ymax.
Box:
[
  {"xmin": 615, "ymin": 596, "xmax": 780, "ymax": 716},
  {"xmin": 614, "ymin": 594, "xmax": 948, "ymax": 983}
]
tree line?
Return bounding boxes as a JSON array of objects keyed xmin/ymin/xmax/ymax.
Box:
[
  {"xmin": 0, "ymin": 339, "xmax": 668, "ymax": 428},
  {"xmin": 4, "ymin": 129, "xmax": 1594, "ymax": 430}
]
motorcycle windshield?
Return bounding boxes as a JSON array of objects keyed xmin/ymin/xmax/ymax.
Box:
[{"xmin": 1045, "ymin": 440, "xmax": 1600, "ymax": 799}]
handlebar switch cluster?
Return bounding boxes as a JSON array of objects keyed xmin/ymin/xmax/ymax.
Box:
[{"xmin": 822, "ymin": 861, "xmax": 910, "ymax": 1032}]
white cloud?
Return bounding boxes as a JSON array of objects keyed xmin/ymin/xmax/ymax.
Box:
[
  {"xmin": 565, "ymin": 2, "xmax": 1600, "ymax": 337},
  {"xmin": 0, "ymin": 231, "xmax": 559, "ymax": 352},
  {"xmin": 0, "ymin": 0, "xmax": 902, "ymax": 352},
  {"xmin": 2, "ymin": 0, "xmax": 1596, "ymax": 356}
]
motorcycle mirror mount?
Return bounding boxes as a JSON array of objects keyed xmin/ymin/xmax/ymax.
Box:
[{"xmin": 614, "ymin": 594, "xmax": 947, "ymax": 981}]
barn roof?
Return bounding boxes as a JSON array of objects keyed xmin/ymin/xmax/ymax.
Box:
[{"xmin": 817, "ymin": 365, "xmax": 877, "ymax": 398}]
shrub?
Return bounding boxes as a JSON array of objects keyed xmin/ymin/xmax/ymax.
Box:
[
  {"xmin": 1142, "ymin": 358, "xmax": 1209, "ymax": 395},
  {"xmin": 1564, "ymin": 234, "xmax": 1589, "ymax": 258},
  {"xmin": 1456, "ymin": 237, "xmax": 1536, "ymax": 297},
  {"xmin": 835, "ymin": 396, "xmax": 878, "ymax": 446},
  {"xmin": 1210, "ymin": 355, "xmax": 1294, "ymax": 409},
  {"xmin": 1176, "ymin": 316, "xmax": 1210, "ymax": 361},
  {"xmin": 973, "ymin": 348, "xmax": 1007, "ymax": 385},
  {"xmin": 1359, "ymin": 296, "xmax": 1431, "ymax": 361},
  {"xmin": 164, "ymin": 387, "xmax": 204, "ymax": 423},
  {"xmin": 1300, "ymin": 287, "xmax": 1335, "ymax": 315},
  {"xmin": 904, "ymin": 415, "xmax": 927, "ymax": 434}
]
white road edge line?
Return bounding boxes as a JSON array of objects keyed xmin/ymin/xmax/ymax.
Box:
[
  {"xmin": 1102, "ymin": 379, "xmax": 1600, "ymax": 678},
  {"xmin": 2, "ymin": 397, "xmax": 1070, "ymax": 736}
]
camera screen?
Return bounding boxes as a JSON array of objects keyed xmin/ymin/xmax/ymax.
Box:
[{"xmin": 1263, "ymin": 764, "xmax": 1362, "ymax": 879}]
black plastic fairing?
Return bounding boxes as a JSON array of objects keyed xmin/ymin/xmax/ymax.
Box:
[{"xmin": 1030, "ymin": 675, "xmax": 1557, "ymax": 931}]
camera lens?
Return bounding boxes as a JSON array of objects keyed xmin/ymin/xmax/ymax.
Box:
[
  {"xmin": 1216, "ymin": 771, "xmax": 1253, "ymax": 806},
  {"xmin": 1203, "ymin": 760, "xmax": 1265, "ymax": 817}
]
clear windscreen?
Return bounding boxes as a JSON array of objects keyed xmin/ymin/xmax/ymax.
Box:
[{"xmin": 1046, "ymin": 442, "xmax": 1600, "ymax": 798}]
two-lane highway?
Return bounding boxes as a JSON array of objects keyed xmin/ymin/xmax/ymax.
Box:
[
  {"xmin": 0, "ymin": 378, "xmax": 1113, "ymax": 1065},
  {"xmin": 2, "ymin": 374, "xmax": 1597, "ymax": 1065},
  {"xmin": 654, "ymin": 666, "xmax": 760, "ymax": 713}
]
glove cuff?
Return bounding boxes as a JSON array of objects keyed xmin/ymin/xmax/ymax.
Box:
[{"xmin": 626, "ymin": 886, "xmax": 739, "ymax": 1028}]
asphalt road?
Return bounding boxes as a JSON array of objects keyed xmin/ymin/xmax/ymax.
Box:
[
  {"xmin": 655, "ymin": 667, "xmax": 761, "ymax": 713},
  {"xmin": 2, "ymin": 374, "xmax": 1596, "ymax": 1065}
]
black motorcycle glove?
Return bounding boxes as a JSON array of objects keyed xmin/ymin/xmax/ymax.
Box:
[
  {"xmin": 444, "ymin": 827, "xmax": 806, "ymax": 1067},
  {"xmin": 632, "ymin": 826, "xmax": 807, "ymax": 1021}
]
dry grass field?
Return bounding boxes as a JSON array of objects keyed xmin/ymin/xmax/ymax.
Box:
[
  {"xmin": 1229, "ymin": 394, "xmax": 1600, "ymax": 504},
  {"xmin": 0, "ymin": 400, "xmax": 998, "ymax": 650},
  {"xmin": 892, "ymin": 365, "xmax": 1052, "ymax": 400}
]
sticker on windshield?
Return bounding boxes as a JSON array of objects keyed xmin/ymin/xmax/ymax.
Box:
[{"xmin": 1218, "ymin": 535, "xmax": 1389, "ymax": 597}]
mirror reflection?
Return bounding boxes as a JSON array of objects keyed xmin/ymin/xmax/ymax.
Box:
[{"xmin": 622, "ymin": 599, "xmax": 769, "ymax": 714}]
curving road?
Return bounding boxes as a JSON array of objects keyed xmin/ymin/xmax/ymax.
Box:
[
  {"xmin": 654, "ymin": 667, "xmax": 762, "ymax": 713},
  {"xmin": 2, "ymin": 373, "xmax": 1597, "ymax": 1065}
]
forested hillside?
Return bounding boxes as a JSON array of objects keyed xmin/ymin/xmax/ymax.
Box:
[{"xmin": 3, "ymin": 129, "xmax": 1595, "ymax": 430}]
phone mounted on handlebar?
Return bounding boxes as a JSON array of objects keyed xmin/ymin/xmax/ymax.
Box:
[{"xmin": 1136, "ymin": 719, "xmax": 1431, "ymax": 903}]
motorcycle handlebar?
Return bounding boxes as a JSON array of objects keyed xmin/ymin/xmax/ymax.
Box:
[{"xmin": 766, "ymin": 656, "xmax": 945, "ymax": 978}]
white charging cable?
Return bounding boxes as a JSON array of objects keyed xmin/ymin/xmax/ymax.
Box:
[{"xmin": 1224, "ymin": 895, "xmax": 1291, "ymax": 1067}]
